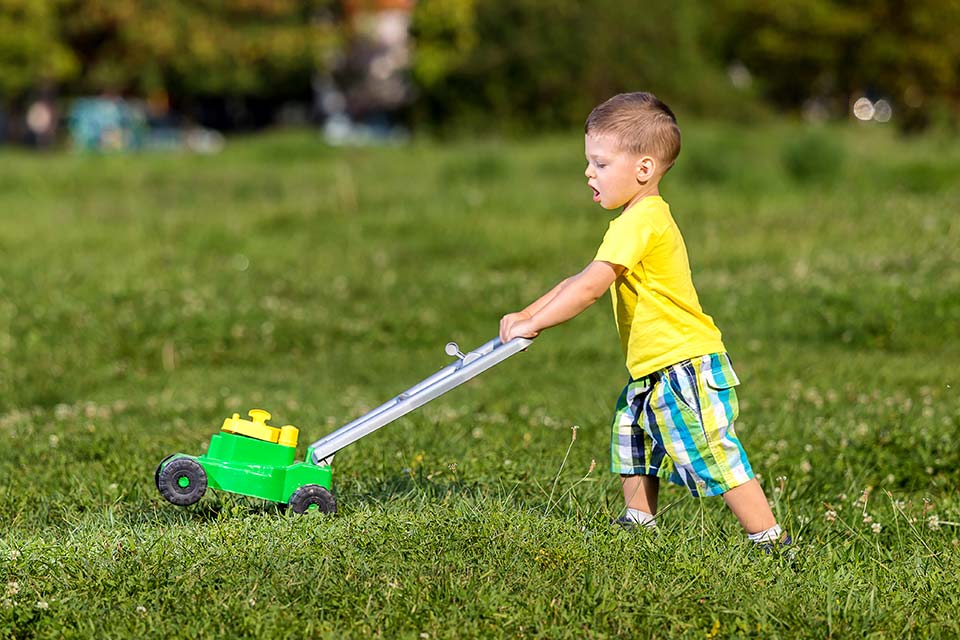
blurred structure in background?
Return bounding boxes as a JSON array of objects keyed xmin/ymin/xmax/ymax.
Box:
[
  {"xmin": 65, "ymin": 96, "xmax": 225, "ymax": 153},
  {"xmin": 0, "ymin": 0, "xmax": 341, "ymax": 149},
  {"xmin": 25, "ymin": 88, "xmax": 58, "ymax": 149},
  {"xmin": 319, "ymin": 0, "xmax": 414, "ymax": 144},
  {"xmin": 68, "ymin": 97, "xmax": 146, "ymax": 152},
  {"xmin": 0, "ymin": 0, "xmax": 958, "ymax": 149}
]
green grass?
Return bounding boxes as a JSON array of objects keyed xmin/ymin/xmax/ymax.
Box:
[{"xmin": 1, "ymin": 120, "xmax": 959, "ymax": 638}]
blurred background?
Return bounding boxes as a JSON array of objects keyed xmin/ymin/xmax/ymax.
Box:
[{"xmin": 2, "ymin": 0, "xmax": 959, "ymax": 150}]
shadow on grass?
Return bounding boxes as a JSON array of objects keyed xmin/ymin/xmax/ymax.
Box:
[
  {"xmin": 128, "ymin": 493, "xmax": 291, "ymax": 527},
  {"xmin": 337, "ymin": 471, "xmax": 492, "ymax": 510}
]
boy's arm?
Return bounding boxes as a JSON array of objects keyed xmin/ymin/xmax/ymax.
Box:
[
  {"xmin": 523, "ymin": 276, "xmax": 575, "ymax": 316},
  {"xmin": 499, "ymin": 276, "xmax": 573, "ymax": 341},
  {"xmin": 501, "ymin": 261, "xmax": 621, "ymax": 342}
]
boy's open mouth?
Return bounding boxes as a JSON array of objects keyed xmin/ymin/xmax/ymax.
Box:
[{"xmin": 590, "ymin": 185, "xmax": 600, "ymax": 202}]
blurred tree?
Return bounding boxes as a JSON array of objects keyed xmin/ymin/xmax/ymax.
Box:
[
  {"xmin": 58, "ymin": 0, "xmax": 338, "ymax": 99},
  {"xmin": 6, "ymin": 0, "xmax": 957, "ymax": 134},
  {"xmin": 410, "ymin": 0, "xmax": 755, "ymax": 132},
  {"xmin": 0, "ymin": 0, "xmax": 78, "ymax": 100},
  {"xmin": 715, "ymin": 0, "xmax": 960, "ymax": 129}
]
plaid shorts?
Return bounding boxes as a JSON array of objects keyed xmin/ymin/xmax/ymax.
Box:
[{"xmin": 610, "ymin": 352, "xmax": 755, "ymax": 497}]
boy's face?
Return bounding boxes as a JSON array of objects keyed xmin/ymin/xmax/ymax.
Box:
[{"xmin": 584, "ymin": 134, "xmax": 656, "ymax": 210}]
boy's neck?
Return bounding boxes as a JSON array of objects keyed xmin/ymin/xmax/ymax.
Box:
[{"xmin": 622, "ymin": 182, "xmax": 661, "ymax": 212}]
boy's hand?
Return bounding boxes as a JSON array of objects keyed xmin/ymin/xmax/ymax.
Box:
[
  {"xmin": 499, "ymin": 311, "xmax": 531, "ymax": 343},
  {"xmin": 504, "ymin": 317, "xmax": 540, "ymax": 341}
]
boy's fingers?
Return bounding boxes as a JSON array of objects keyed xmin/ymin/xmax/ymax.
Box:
[
  {"xmin": 500, "ymin": 314, "xmax": 518, "ymax": 341},
  {"xmin": 505, "ymin": 320, "xmax": 537, "ymax": 342}
]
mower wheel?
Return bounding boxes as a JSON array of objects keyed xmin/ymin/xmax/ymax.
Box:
[
  {"xmin": 157, "ymin": 457, "xmax": 208, "ymax": 506},
  {"xmin": 287, "ymin": 485, "xmax": 336, "ymax": 515}
]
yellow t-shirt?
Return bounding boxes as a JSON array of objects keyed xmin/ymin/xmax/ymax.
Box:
[{"xmin": 593, "ymin": 195, "xmax": 725, "ymax": 379}]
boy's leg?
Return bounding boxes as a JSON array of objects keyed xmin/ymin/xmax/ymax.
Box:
[
  {"xmin": 646, "ymin": 354, "xmax": 789, "ymax": 547},
  {"xmin": 610, "ymin": 376, "xmax": 663, "ymax": 529},
  {"xmin": 621, "ymin": 474, "xmax": 659, "ymax": 514},
  {"xmin": 721, "ymin": 478, "xmax": 776, "ymax": 534},
  {"xmin": 724, "ymin": 479, "xmax": 791, "ymax": 549},
  {"xmin": 619, "ymin": 474, "xmax": 659, "ymax": 529}
]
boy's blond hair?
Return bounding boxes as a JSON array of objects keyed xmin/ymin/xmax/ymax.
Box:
[{"xmin": 585, "ymin": 92, "xmax": 681, "ymax": 170}]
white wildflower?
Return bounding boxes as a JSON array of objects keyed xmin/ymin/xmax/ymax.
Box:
[
  {"xmin": 36, "ymin": 600, "xmax": 48, "ymax": 610},
  {"xmin": 825, "ymin": 510, "xmax": 837, "ymax": 522},
  {"xmin": 871, "ymin": 523, "xmax": 882, "ymax": 534},
  {"xmin": 928, "ymin": 515, "xmax": 941, "ymax": 531}
]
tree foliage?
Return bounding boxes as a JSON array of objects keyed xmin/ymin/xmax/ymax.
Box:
[
  {"xmin": 412, "ymin": 0, "xmax": 960, "ymax": 131},
  {"xmin": 716, "ymin": 0, "xmax": 960, "ymax": 128},
  {"xmin": 0, "ymin": 0, "xmax": 77, "ymax": 100},
  {"xmin": 2, "ymin": 0, "xmax": 959, "ymax": 129},
  {"xmin": 411, "ymin": 0, "xmax": 751, "ymax": 131},
  {"xmin": 58, "ymin": 0, "xmax": 338, "ymax": 98}
]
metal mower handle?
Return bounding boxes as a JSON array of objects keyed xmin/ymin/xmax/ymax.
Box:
[{"xmin": 308, "ymin": 336, "xmax": 533, "ymax": 465}]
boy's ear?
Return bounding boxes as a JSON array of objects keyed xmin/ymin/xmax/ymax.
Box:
[{"xmin": 635, "ymin": 156, "xmax": 658, "ymax": 183}]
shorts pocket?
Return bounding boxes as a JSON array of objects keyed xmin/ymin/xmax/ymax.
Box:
[
  {"xmin": 697, "ymin": 354, "xmax": 740, "ymax": 428},
  {"xmin": 626, "ymin": 379, "xmax": 652, "ymax": 401},
  {"xmin": 702, "ymin": 353, "xmax": 740, "ymax": 390},
  {"xmin": 625, "ymin": 379, "xmax": 654, "ymax": 430},
  {"xmin": 661, "ymin": 367, "xmax": 702, "ymax": 424}
]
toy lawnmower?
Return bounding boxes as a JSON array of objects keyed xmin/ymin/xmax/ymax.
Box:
[{"xmin": 155, "ymin": 337, "xmax": 532, "ymax": 514}]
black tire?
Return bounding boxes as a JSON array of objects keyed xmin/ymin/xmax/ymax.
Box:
[
  {"xmin": 154, "ymin": 454, "xmax": 177, "ymax": 491},
  {"xmin": 157, "ymin": 458, "xmax": 208, "ymax": 506},
  {"xmin": 287, "ymin": 484, "xmax": 336, "ymax": 515}
]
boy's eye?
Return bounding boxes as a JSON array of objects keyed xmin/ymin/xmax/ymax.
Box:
[{"xmin": 596, "ymin": 163, "xmax": 606, "ymax": 169}]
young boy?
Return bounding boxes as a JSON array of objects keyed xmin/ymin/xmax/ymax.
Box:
[{"xmin": 499, "ymin": 92, "xmax": 789, "ymax": 549}]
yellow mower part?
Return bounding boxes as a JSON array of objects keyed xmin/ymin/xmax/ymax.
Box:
[{"xmin": 221, "ymin": 409, "xmax": 299, "ymax": 448}]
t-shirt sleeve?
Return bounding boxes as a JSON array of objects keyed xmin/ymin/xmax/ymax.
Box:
[{"xmin": 593, "ymin": 210, "xmax": 664, "ymax": 272}]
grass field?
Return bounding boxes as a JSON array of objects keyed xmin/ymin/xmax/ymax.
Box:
[{"xmin": 1, "ymin": 120, "xmax": 959, "ymax": 639}]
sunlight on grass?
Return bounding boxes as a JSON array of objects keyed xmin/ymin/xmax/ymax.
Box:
[{"xmin": 1, "ymin": 123, "xmax": 959, "ymax": 638}]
